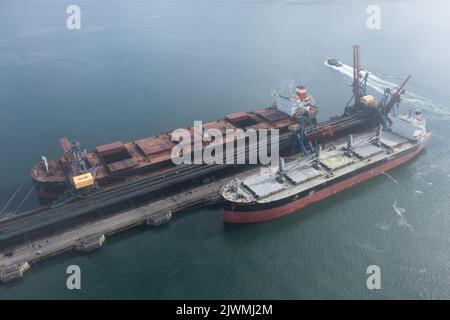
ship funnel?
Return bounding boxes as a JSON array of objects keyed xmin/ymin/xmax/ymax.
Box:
[{"xmin": 296, "ymin": 85, "xmax": 307, "ymax": 101}]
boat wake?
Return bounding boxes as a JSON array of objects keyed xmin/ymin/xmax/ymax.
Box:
[
  {"xmin": 356, "ymin": 241, "xmax": 385, "ymax": 253},
  {"xmin": 324, "ymin": 60, "xmax": 450, "ymax": 119},
  {"xmin": 393, "ymin": 200, "xmax": 413, "ymax": 230},
  {"xmin": 376, "ymin": 222, "xmax": 390, "ymax": 231},
  {"xmin": 382, "ymin": 172, "xmax": 398, "ymax": 184}
]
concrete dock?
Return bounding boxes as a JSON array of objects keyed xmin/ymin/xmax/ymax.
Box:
[{"xmin": 0, "ymin": 176, "xmax": 232, "ymax": 283}]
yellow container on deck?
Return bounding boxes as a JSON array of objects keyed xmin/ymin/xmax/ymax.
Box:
[
  {"xmin": 360, "ymin": 95, "xmax": 377, "ymax": 106},
  {"xmin": 72, "ymin": 173, "xmax": 94, "ymax": 190}
]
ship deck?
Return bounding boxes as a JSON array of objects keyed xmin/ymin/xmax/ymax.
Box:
[{"xmin": 31, "ymin": 107, "xmax": 296, "ymax": 184}]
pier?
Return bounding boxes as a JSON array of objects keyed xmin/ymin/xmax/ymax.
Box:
[{"xmin": 0, "ymin": 174, "xmax": 235, "ymax": 283}]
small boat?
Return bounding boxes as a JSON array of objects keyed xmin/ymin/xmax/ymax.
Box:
[{"xmin": 327, "ymin": 58, "xmax": 343, "ymax": 67}]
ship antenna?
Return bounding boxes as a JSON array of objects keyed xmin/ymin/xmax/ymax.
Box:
[
  {"xmin": 352, "ymin": 44, "xmax": 362, "ymax": 105},
  {"xmin": 41, "ymin": 155, "xmax": 49, "ymax": 173},
  {"xmin": 289, "ymin": 80, "xmax": 294, "ymax": 97}
]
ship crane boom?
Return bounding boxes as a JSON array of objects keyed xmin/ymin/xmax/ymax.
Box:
[{"xmin": 382, "ymin": 74, "xmax": 411, "ymax": 114}]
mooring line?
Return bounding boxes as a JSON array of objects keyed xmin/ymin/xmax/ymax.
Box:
[
  {"xmin": 0, "ymin": 183, "xmax": 24, "ymax": 214},
  {"xmin": 12, "ymin": 185, "xmax": 36, "ymax": 215}
]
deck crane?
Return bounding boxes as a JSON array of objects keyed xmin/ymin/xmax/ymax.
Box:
[
  {"xmin": 381, "ymin": 75, "xmax": 411, "ymax": 115},
  {"xmin": 352, "ymin": 44, "xmax": 362, "ymax": 103},
  {"xmin": 345, "ymin": 45, "xmax": 370, "ymax": 113},
  {"xmin": 60, "ymin": 138, "xmax": 88, "ymax": 177},
  {"xmin": 377, "ymin": 88, "xmax": 392, "ymax": 126},
  {"xmin": 345, "ymin": 45, "xmax": 411, "ymax": 128},
  {"xmin": 59, "ymin": 138, "xmax": 97, "ymax": 191},
  {"xmin": 376, "ymin": 75, "xmax": 411, "ymax": 127},
  {"xmin": 297, "ymin": 113, "xmax": 318, "ymax": 155},
  {"xmin": 360, "ymin": 72, "xmax": 369, "ymax": 97},
  {"xmin": 284, "ymin": 45, "xmax": 411, "ymax": 156},
  {"xmin": 48, "ymin": 138, "xmax": 100, "ymax": 207},
  {"xmin": 292, "ymin": 86, "xmax": 319, "ymax": 155},
  {"xmin": 272, "ymin": 85, "xmax": 319, "ymax": 156}
]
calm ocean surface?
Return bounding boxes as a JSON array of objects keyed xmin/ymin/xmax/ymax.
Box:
[{"xmin": 1, "ymin": 0, "xmax": 450, "ymax": 299}]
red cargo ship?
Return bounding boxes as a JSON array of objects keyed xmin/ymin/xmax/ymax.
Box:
[
  {"xmin": 221, "ymin": 112, "xmax": 430, "ymax": 223},
  {"xmin": 31, "ymin": 107, "xmax": 299, "ymax": 201}
]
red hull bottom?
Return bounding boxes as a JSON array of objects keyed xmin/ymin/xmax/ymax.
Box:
[{"xmin": 223, "ymin": 142, "xmax": 426, "ymax": 223}]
